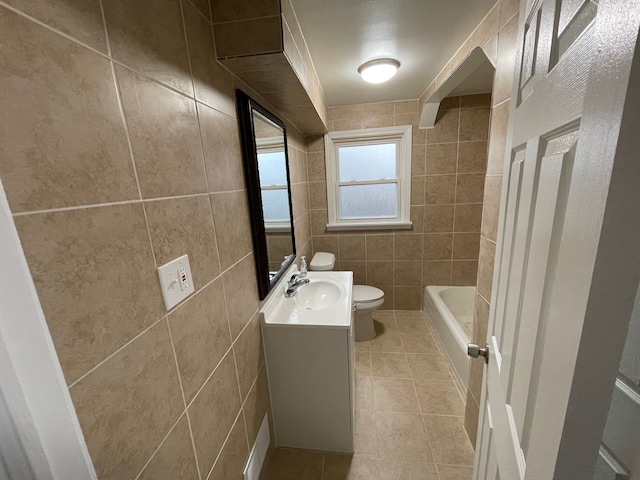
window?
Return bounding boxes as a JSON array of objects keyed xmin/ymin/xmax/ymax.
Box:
[
  {"xmin": 324, "ymin": 125, "xmax": 412, "ymax": 230},
  {"xmin": 256, "ymin": 138, "xmax": 290, "ymax": 232}
]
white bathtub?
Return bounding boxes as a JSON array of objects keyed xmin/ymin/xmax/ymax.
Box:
[{"xmin": 423, "ymin": 286, "xmax": 475, "ymax": 390}]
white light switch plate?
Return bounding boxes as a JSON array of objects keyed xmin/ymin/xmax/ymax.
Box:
[{"xmin": 157, "ymin": 254, "xmax": 195, "ymax": 311}]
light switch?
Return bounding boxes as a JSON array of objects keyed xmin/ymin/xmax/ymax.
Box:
[{"xmin": 157, "ymin": 254, "xmax": 195, "ymax": 311}]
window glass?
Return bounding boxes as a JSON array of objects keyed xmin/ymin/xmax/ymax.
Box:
[
  {"xmin": 339, "ymin": 183, "xmax": 397, "ymax": 219},
  {"xmin": 261, "ymin": 189, "xmax": 290, "ymax": 221},
  {"xmin": 338, "ymin": 143, "xmax": 396, "ymax": 182},
  {"xmin": 257, "ymin": 151, "xmax": 287, "ymax": 186}
]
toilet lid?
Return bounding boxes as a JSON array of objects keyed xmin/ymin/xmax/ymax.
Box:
[{"xmin": 352, "ymin": 285, "xmax": 384, "ymax": 303}]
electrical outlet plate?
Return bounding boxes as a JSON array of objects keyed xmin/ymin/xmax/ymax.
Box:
[{"xmin": 157, "ymin": 254, "xmax": 195, "ymax": 311}]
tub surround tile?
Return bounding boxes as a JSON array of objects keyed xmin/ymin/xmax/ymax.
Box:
[
  {"xmin": 426, "ymin": 143, "xmax": 457, "ymax": 175},
  {"xmin": 70, "ymin": 321, "xmax": 184, "ymax": 480},
  {"xmin": 394, "ymin": 234, "xmax": 423, "ymax": 260},
  {"xmin": 393, "ymin": 261, "xmax": 422, "ymax": 286},
  {"xmin": 458, "ymin": 141, "xmax": 488, "ymax": 173},
  {"xmin": 459, "ymin": 107, "xmax": 490, "ymax": 141},
  {"xmin": 423, "ymin": 261, "xmax": 453, "ymax": 286},
  {"xmin": 486, "ymin": 100, "xmax": 511, "ymax": 174},
  {"xmin": 168, "ymin": 279, "xmax": 231, "ymax": 403},
  {"xmin": 455, "ymin": 174, "xmax": 486, "ymax": 203},
  {"xmin": 137, "ymin": 415, "xmax": 199, "ymax": 480},
  {"xmin": 393, "ymin": 287, "xmax": 422, "ymax": 310},
  {"xmin": 427, "ymin": 109, "xmax": 459, "ymax": 144},
  {"xmin": 453, "ymin": 233, "xmax": 481, "ymax": 260},
  {"xmin": 464, "ymin": 391, "xmax": 480, "ymax": 448},
  {"xmin": 116, "ymin": 66, "xmax": 207, "ymax": 199},
  {"xmin": 423, "ymin": 234, "xmax": 453, "ymax": 261},
  {"xmin": 103, "ymin": 0, "xmax": 192, "ymax": 95},
  {"xmin": 452, "ymin": 261, "xmax": 479, "ymax": 286},
  {"xmin": 481, "ymin": 175, "xmax": 503, "ymax": 241},
  {"xmin": 424, "ymin": 205, "xmax": 455, "ymax": 233},
  {"xmin": 425, "ymin": 175, "xmax": 456, "ymax": 205},
  {"xmin": 0, "ymin": 9, "xmax": 137, "ymax": 212},
  {"xmin": 454, "ymin": 204, "xmax": 483, "ymax": 232},
  {"xmin": 477, "ymin": 237, "xmax": 496, "ymax": 300}
]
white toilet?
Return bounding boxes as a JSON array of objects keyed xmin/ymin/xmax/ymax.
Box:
[{"xmin": 310, "ymin": 252, "xmax": 384, "ymax": 341}]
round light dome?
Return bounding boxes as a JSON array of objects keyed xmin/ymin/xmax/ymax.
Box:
[{"xmin": 358, "ymin": 59, "xmax": 400, "ymax": 84}]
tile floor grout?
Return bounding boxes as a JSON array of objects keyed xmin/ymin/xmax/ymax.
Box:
[{"xmin": 260, "ymin": 309, "xmax": 474, "ymax": 480}]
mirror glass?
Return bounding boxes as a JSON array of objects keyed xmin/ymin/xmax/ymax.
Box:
[{"xmin": 236, "ymin": 90, "xmax": 296, "ymax": 299}]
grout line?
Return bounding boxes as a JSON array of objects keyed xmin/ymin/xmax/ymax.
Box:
[
  {"xmin": 68, "ymin": 251, "xmax": 254, "ymax": 389},
  {"xmin": 204, "ymin": 409, "xmax": 246, "ymax": 480},
  {"xmin": 164, "ymin": 317, "xmax": 204, "ymax": 480},
  {"xmin": 132, "ymin": 411, "xmax": 189, "ymax": 480},
  {"xmin": 68, "ymin": 316, "xmax": 166, "ymax": 389},
  {"xmin": 0, "ymin": 0, "xmax": 109, "ymax": 56}
]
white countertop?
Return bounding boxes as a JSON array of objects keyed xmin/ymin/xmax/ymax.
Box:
[{"xmin": 260, "ymin": 270, "xmax": 353, "ymax": 328}]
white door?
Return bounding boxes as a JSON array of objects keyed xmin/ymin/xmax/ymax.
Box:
[{"xmin": 473, "ymin": 1, "xmax": 640, "ymax": 479}]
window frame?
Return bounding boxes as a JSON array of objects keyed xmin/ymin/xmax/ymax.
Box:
[
  {"xmin": 256, "ymin": 136, "xmax": 291, "ymax": 232},
  {"xmin": 324, "ymin": 125, "xmax": 413, "ymax": 231}
]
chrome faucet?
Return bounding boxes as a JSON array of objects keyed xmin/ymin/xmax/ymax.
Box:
[{"xmin": 284, "ymin": 274, "xmax": 309, "ymax": 298}]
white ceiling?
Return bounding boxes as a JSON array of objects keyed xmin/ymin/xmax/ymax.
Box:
[{"xmin": 290, "ymin": 0, "xmax": 497, "ymax": 106}]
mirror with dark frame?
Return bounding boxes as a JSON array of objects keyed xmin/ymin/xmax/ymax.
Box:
[{"xmin": 236, "ymin": 90, "xmax": 296, "ymax": 300}]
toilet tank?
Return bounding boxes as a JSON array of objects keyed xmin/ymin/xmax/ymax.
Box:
[{"xmin": 310, "ymin": 252, "xmax": 335, "ymax": 271}]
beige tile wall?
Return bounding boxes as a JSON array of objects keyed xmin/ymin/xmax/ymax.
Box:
[
  {"xmin": 212, "ymin": 0, "xmax": 328, "ymax": 132},
  {"xmin": 417, "ymin": 0, "xmax": 520, "ymax": 447},
  {"xmin": 308, "ymin": 95, "xmax": 491, "ymax": 310},
  {"xmin": 0, "ymin": 1, "xmax": 312, "ymax": 478}
]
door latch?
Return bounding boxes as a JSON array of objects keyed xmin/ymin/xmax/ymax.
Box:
[{"xmin": 467, "ymin": 343, "xmax": 489, "ymax": 363}]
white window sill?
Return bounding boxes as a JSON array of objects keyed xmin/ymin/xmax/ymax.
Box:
[{"xmin": 326, "ymin": 221, "xmax": 413, "ymax": 231}]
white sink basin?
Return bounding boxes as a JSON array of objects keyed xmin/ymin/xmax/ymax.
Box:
[
  {"xmin": 292, "ymin": 280, "xmax": 344, "ymax": 311},
  {"xmin": 261, "ymin": 271, "xmax": 353, "ymax": 328}
]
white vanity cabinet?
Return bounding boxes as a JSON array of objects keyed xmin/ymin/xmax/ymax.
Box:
[{"xmin": 260, "ymin": 271, "xmax": 354, "ymax": 453}]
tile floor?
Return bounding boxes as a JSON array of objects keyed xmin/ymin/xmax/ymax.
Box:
[{"xmin": 259, "ymin": 310, "xmax": 475, "ymax": 480}]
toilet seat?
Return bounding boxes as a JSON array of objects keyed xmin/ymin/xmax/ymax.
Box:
[{"xmin": 352, "ymin": 285, "xmax": 384, "ymax": 304}]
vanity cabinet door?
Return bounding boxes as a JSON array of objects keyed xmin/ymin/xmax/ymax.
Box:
[{"xmin": 262, "ymin": 325, "xmax": 354, "ymax": 453}]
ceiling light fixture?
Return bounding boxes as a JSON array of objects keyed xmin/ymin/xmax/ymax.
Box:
[{"xmin": 358, "ymin": 58, "xmax": 401, "ymax": 84}]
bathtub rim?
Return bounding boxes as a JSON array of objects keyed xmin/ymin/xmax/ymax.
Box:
[{"xmin": 423, "ymin": 285, "xmax": 475, "ymax": 392}]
